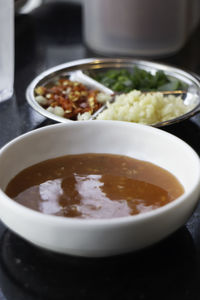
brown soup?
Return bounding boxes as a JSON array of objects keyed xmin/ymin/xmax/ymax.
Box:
[{"xmin": 5, "ymin": 153, "xmax": 184, "ymax": 219}]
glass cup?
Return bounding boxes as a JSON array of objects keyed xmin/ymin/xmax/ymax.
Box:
[{"xmin": 0, "ymin": 0, "xmax": 14, "ymax": 101}]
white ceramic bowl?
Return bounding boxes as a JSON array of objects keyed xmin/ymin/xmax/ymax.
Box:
[{"xmin": 0, "ymin": 121, "xmax": 200, "ymax": 257}]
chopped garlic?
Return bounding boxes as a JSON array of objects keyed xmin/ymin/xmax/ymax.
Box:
[
  {"xmin": 47, "ymin": 106, "xmax": 55, "ymax": 113},
  {"xmin": 54, "ymin": 106, "xmax": 65, "ymax": 117},
  {"xmin": 35, "ymin": 95, "xmax": 48, "ymax": 105},
  {"xmin": 47, "ymin": 106, "xmax": 65, "ymax": 117},
  {"xmin": 46, "ymin": 93, "xmax": 52, "ymax": 99},
  {"xmin": 35, "ymin": 86, "xmax": 45, "ymax": 95},
  {"xmin": 77, "ymin": 112, "xmax": 92, "ymax": 121}
]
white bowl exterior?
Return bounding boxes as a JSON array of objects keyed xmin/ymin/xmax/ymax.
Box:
[
  {"xmin": 0, "ymin": 121, "xmax": 200, "ymax": 257},
  {"xmin": 0, "ymin": 188, "xmax": 198, "ymax": 257}
]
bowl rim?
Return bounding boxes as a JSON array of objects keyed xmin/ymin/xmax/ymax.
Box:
[{"xmin": 0, "ymin": 121, "xmax": 200, "ymax": 227}]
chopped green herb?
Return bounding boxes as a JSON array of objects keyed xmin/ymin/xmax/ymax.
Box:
[{"xmin": 92, "ymin": 67, "xmax": 186, "ymax": 92}]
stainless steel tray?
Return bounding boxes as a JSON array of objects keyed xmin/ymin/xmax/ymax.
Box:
[{"xmin": 26, "ymin": 58, "xmax": 200, "ymax": 127}]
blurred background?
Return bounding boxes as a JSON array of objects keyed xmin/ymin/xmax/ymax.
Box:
[{"xmin": 15, "ymin": 0, "xmax": 200, "ymax": 57}]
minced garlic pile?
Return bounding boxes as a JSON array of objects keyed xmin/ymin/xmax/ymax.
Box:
[{"xmin": 97, "ymin": 90, "xmax": 194, "ymax": 125}]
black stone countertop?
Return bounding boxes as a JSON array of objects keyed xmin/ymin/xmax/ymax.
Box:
[{"xmin": 0, "ymin": 2, "xmax": 200, "ymax": 299}]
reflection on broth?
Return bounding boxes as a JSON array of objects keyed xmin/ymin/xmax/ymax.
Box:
[{"xmin": 5, "ymin": 154, "xmax": 184, "ymax": 219}]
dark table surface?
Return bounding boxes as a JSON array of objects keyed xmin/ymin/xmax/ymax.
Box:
[{"xmin": 1, "ymin": 2, "xmax": 200, "ymax": 299}]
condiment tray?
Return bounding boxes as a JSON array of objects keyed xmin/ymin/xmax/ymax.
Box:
[{"xmin": 26, "ymin": 58, "xmax": 200, "ymax": 127}]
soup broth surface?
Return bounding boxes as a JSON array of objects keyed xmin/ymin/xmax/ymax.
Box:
[{"xmin": 5, "ymin": 153, "xmax": 184, "ymax": 219}]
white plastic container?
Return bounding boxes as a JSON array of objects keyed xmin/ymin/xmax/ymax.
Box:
[
  {"xmin": 0, "ymin": 0, "xmax": 14, "ymax": 101},
  {"xmin": 83, "ymin": 0, "xmax": 199, "ymax": 57}
]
